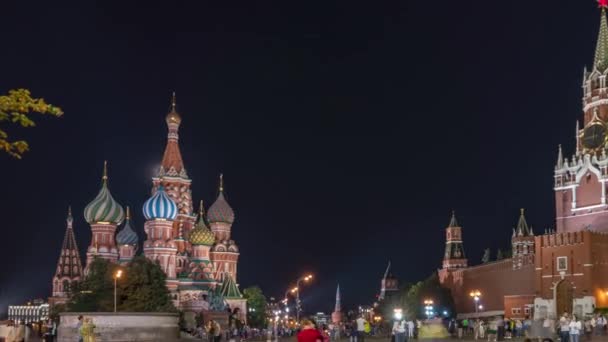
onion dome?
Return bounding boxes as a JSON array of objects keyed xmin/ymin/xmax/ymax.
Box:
[
  {"xmin": 189, "ymin": 201, "xmax": 216, "ymax": 246},
  {"xmin": 207, "ymin": 174, "xmax": 235, "ymax": 224},
  {"xmin": 116, "ymin": 206, "xmax": 138, "ymax": 246},
  {"xmin": 143, "ymin": 185, "xmax": 178, "ymax": 220},
  {"xmin": 84, "ymin": 161, "xmax": 125, "ymax": 225},
  {"xmin": 166, "ymin": 92, "xmax": 182, "ymax": 126}
]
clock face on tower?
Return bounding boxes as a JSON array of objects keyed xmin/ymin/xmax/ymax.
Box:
[{"xmin": 582, "ymin": 123, "xmax": 607, "ymax": 150}]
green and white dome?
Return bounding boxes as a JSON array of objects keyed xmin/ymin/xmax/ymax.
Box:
[{"xmin": 84, "ymin": 162, "xmax": 125, "ymax": 225}]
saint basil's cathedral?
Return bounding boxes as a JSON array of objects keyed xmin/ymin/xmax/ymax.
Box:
[
  {"xmin": 438, "ymin": 2, "xmax": 608, "ymax": 320},
  {"xmin": 48, "ymin": 96, "xmax": 246, "ymax": 315}
]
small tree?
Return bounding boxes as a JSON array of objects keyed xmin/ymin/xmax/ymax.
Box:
[
  {"xmin": 67, "ymin": 256, "xmax": 175, "ymax": 312},
  {"xmin": 118, "ymin": 256, "xmax": 175, "ymax": 312},
  {"xmin": 0, "ymin": 89, "xmax": 63, "ymax": 159},
  {"xmin": 242, "ymin": 286, "xmax": 268, "ymax": 328}
]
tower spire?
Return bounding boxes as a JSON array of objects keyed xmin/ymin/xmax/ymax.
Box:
[
  {"xmin": 594, "ymin": 3, "xmax": 608, "ymax": 71},
  {"xmin": 557, "ymin": 144, "xmax": 564, "ymax": 168},
  {"xmin": 126, "ymin": 205, "xmax": 131, "ymax": 220},
  {"xmin": 448, "ymin": 210, "xmax": 459, "ymax": 227},
  {"xmin": 219, "ymin": 173, "xmax": 224, "ymax": 193},
  {"xmin": 160, "ymin": 92, "xmax": 186, "ymax": 177},
  {"xmin": 516, "ymin": 208, "xmax": 530, "ymax": 236},
  {"xmin": 335, "ymin": 284, "xmax": 341, "ymax": 312}
]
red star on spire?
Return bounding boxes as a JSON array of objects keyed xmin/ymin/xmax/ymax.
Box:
[{"xmin": 600, "ymin": 0, "xmax": 608, "ymax": 9}]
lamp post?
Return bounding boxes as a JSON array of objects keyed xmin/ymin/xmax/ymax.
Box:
[
  {"xmin": 469, "ymin": 290, "xmax": 481, "ymax": 313},
  {"xmin": 114, "ymin": 269, "xmax": 123, "ymax": 313},
  {"xmin": 423, "ymin": 299, "xmax": 434, "ymax": 319},
  {"xmin": 295, "ymin": 274, "xmax": 312, "ymax": 323}
]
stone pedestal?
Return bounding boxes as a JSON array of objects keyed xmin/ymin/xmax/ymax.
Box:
[{"xmin": 58, "ymin": 312, "xmax": 179, "ymax": 342}]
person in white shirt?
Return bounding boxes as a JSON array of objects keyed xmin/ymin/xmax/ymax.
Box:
[
  {"xmin": 560, "ymin": 314, "xmax": 571, "ymax": 342},
  {"xmin": 355, "ymin": 316, "xmax": 366, "ymax": 342},
  {"xmin": 392, "ymin": 320, "xmax": 406, "ymax": 342},
  {"xmin": 570, "ymin": 315, "xmax": 582, "ymax": 342},
  {"xmin": 407, "ymin": 321, "xmax": 414, "ymax": 339}
]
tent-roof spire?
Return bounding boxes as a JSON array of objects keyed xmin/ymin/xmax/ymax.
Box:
[{"xmin": 594, "ymin": 2, "xmax": 608, "ymax": 71}]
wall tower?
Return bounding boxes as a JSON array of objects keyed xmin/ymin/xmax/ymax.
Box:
[
  {"xmin": 442, "ymin": 212, "xmax": 468, "ymax": 270},
  {"xmin": 511, "ymin": 209, "xmax": 535, "ymax": 269}
]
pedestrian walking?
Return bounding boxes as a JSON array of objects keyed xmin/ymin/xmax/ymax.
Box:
[
  {"xmin": 560, "ymin": 313, "xmax": 571, "ymax": 342},
  {"xmin": 584, "ymin": 317, "xmax": 593, "ymax": 341},
  {"xmin": 298, "ymin": 320, "xmax": 323, "ymax": 342},
  {"xmin": 392, "ymin": 319, "xmax": 406, "ymax": 342},
  {"xmin": 76, "ymin": 315, "xmax": 84, "ymax": 342},
  {"xmin": 355, "ymin": 316, "xmax": 366, "ymax": 342},
  {"xmin": 570, "ymin": 315, "xmax": 582, "ymax": 342}
]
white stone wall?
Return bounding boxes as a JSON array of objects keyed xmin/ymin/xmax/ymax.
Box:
[{"xmin": 58, "ymin": 312, "xmax": 179, "ymax": 342}]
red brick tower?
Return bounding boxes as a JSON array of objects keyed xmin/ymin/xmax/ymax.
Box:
[
  {"xmin": 83, "ymin": 161, "xmax": 124, "ymax": 272},
  {"xmin": 555, "ymin": 5, "xmax": 608, "ymax": 233},
  {"xmin": 208, "ymin": 174, "xmax": 239, "ymax": 282},
  {"xmin": 511, "ymin": 209, "xmax": 535, "ymax": 270},
  {"xmin": 50, "ymin": 206, "xmax": 84, "ymax": 304},
  {"xmin": 442, "ymin": 212, "xmax": 468, "ymax": 269}
]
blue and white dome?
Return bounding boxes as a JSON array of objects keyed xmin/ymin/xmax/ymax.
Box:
[{"xmin": 142, "ymin": 186, "xmax": 178, "ymax": 220}]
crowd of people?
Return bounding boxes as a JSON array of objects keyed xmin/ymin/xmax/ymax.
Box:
[
  {"xmin": 0, "ymin": 318, "xmax": 58, "ymax": 342},
  {"xmin": 444, "ymin": 312, "xmax": 608, "ymax": 342}
]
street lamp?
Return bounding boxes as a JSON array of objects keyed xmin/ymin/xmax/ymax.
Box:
[
  {"xmin": 295, "ymin": 274, "xmax": 312, "ymax": 323},
  {"xmin": 114, "ymin": 269, "xmax": 123, "ymax": 313},
  {"xmin": 423, "ymin": 299, "xmax": 434, "ymax": 319},
  {"xmin": 469, "ymin": 290, "xmax": 481, "ymax": 313},
  {"xmin": 393, "ymin": 308, "xmax": 403, "ymax": 320}
]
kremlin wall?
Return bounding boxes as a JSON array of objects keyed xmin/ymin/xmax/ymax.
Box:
[{"xmin": 439, "ymin": 5, "xmax": 608, "ymax": 320}]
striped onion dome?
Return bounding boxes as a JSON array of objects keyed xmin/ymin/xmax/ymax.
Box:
[
  {"xmin": 207, "ymin": 174, "xmax": 235, "ymax": 224},
  {"xmin": 143, "ymin": 185, "xmax": 178, "ymax": 221},
  {"xmin": 189, "ymin": 201, "xmax": 216, "ymax": 246},
  {"xmin": 84, "ymin": 162, "xmax": 125, "ymax": 225},
  {"xmin": 116, "ymin": 207, "xmax": 138, "ymax": 246}
]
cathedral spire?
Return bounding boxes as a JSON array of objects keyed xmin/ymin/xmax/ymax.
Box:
[
  {"xmin": 53, "ymin": 205, "xmax": 84, "ymax": 297},
  {"xmin": 102, "ymin": 160, "xmax": 108, "ymax": 185},
  {"xmin": 594, "ymin": 3, "xmax": 608, "ymax": 71},
  {"xmin": 160, "ymin": 92, "xmax": 186, "ymax": 178}
]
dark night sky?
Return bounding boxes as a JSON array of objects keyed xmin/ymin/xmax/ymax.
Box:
[{"xmin": 0, "ymin": 1, "xmax": 601, "ymax": 317}]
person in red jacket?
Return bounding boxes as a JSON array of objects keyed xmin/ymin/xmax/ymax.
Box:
[{"xmin": 298, "ymin": 320, "xmax": 323, "ymax": 342}]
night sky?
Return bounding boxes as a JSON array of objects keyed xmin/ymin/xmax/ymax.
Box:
[{"xmin": 0, "ymin": 1, "xmax": 602, "ymax": 317}]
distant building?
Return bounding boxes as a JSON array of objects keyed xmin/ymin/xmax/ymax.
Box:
[
  {"xmin": 313, "ymin": 312, "xmax": 329, "ymax": 326},
  {"xmin": 8, "ymin": 300, "xmax": 49, "ymax": 324},
  {"xmin": 439, "ymin": 4, "xmax": 608, "ymax": 320}
]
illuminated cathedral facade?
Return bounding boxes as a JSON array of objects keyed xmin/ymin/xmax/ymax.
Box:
[{"xmin": 49, "ymin": 95, "xmax": 246, "ymax": 315}]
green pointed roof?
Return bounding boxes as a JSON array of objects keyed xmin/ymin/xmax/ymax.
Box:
[
  {"xmin": 595, "ymin": 9, "xmax": 608, "ymax": 72},
  {"xmin": 220, "ymin": 274, "xmax": 242, "ymax": 299}
]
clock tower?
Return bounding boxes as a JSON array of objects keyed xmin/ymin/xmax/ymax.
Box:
[{"xmin": 555, "ymin": 1, "xmax": 608, "ymax": 233}]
